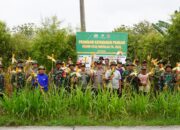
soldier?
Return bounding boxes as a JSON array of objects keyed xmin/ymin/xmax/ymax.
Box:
[
  {"xmin": 159, "ymin": 64, "xmax": 176, "ymax": 92},
  {"xmin": 79, "ymin": 63, "xmax": 90, "ymax": 92},
  {"xmin": 0, "ymin": 64, "xmax": 5, "ymax": 98},
  {"xmin": 125, "ymin": 57, "xmax": 131, "ymax": 64},
  {"xmin": 153, "ymin": 60, "xmax": 165, "ymax": 93},
  {"xmin": 52, "ymin": 60, "xmax": 66, "ymax": 89},
  {"xmin": 65, "ymin": 63, "xmax": 79, "ymax": 91},
  {"xmin": 35, "ymin": 66, "xmax": 49, "ymax": 92},
  {"xmin": 134, "ymin": 59, "xmax": 141, "ymax": 74},
  {"xmin": 31, "ymin": 60, "xmax": 39, "ymax": 74},
  {"xmin": 122, "ymin": 62, "xmax": 139, "ymax": 93},
  {"xmin": 105, "ymin": 61, "xmax": 122, "ymax": 96},
  {"xmin": 26, "ymin": 60, "xmax": 39, "ymax": 89},
  {"xmin": 11, "ymin": 64, "xmax": 26, "ymax": 93},
  {"xmin": 91, "ymin": 60, "xmax": 105, "ymax": 94}
]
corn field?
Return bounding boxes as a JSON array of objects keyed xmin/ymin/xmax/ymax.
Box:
[{"xmin": 0, "ymin": 86, "xmax": 180, "ymax": 122}]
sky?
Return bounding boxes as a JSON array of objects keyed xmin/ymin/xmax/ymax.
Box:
[{"xmin": 0, "ymin": 0, "xmax": 179, "ymax": 32}]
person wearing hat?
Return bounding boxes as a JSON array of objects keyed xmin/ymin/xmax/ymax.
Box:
[
  {"xmin": 0, "ymin": 64, "xmax": 5, "ymax": 98},
  {"xmin": 91, "ymin": 60, "xmax": 105, "ymax": 94},
  {"xmin": 32, "ymin": 60, "xmax": 39, "ymax": 74},
  {"xmin": 122, "ymin": 62, "xmax": 135, "ymax": 80},
  {"xmin": 35, "ymin": 66, "xmax": 48, "ymax": 92},
  {"xmin": 125, "ymin": 57, "xmax": 131, "ymax": 63},
  {"xmin": 52, "ymin": 60, "xmax": 66, "ymax": 89},
  {"xmin": 11, "ymin": 63, "xmax": 26, "ymax": 93},
  {"xmin": 65, "ymin": 63, "xmax": 79, "ymax": 91},
  {"xmin": 122, "ymin": 62, "xmax": 139, "ymax": 93},
  {"xmin": 159, "ymin": 64, "xmax": 176, "ymax": 91},
  {"xmin": 98, "ymin": 56, "xmax": 104, "ymax": 64},
  {"xmin": 137, "ymin": 66, "xmax": 151, "ymax": 95},
  {"xmin": 142, "ymin": 60, "xmax": 147, "ymax": 67},
  {"xmin": 105, "ymin": 61, "xmax": 122, "ymax": 96},
  {"xmin": 116, "ymin": 61, "xmax": 124, "ymax": 76},
  {"xmin": 79, "ymin": 63, "xmax": 90, "ymax": 92},
  {"xmin": 75, "ymin": 61, "xmax": 82, "ymax": 73},
  {"xmin": 134, "ymin": 59, "xmax": 141, "ymax": 74},
  {"xmin": 26, "ymin": 60, "xmax": 39, "ymax": 87},
  {"xmin": 153, "ymin": 60, "xmax": 165, "ymax": 94}
]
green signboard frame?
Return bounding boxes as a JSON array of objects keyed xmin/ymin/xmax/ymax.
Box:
[{"xmin": 76, "ymin": 32, "xmax": 128, "ymax": 56}]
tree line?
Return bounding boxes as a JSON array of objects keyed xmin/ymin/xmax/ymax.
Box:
[{"xmin": 0, "ymin": 11, "xmax": 179, "ymax": 70}]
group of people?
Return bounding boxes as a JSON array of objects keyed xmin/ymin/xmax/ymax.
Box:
[{"xmin": 0, "ymin": 56, "xmax": 180, "ymax": 97}]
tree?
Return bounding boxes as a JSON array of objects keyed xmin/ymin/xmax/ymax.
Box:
[
  {"xmin": 113, "ymin": 21, "xmax": 164, "ymax": 62},
  {"xmin": 0, "ymin": 21, "xmax": 12, "ymax": 66},
  {"xmin": 10, "ymin": 23, "xmax": 36, "ymax": 59},
  {"xmin": 165, "ymin": 11, "xmax": 180, "ymax": 65},
  {"xmin": 31, "ymin": 16, "xmax": 77, "ymax": 70}
]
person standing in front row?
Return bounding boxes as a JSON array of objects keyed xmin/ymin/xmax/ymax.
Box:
[
  {"xmin": 105, "ymin": 61, "xmax": 122, "ymax": 97},
  {"xmin": 35, "ymin": 66, "xmax": 49, "ymax": 93}
]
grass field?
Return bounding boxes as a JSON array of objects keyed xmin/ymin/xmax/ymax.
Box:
[{"xmin": 0, "ymin": 87, "xmax": 180, "ymax": 126}]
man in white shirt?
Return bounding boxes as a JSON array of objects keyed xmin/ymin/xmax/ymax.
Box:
[{"xmin": 105, "ymin": 61, "xmax": 122, "ymax": 97}]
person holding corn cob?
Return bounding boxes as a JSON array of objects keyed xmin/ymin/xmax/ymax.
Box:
[
  {"xmin": 11, "ymin": 64, "xmax": 26, "ymax": 93},
  {"xmin": 52, "ymin": 60, "xmax": 66, "ymax": 89},
  {"xmin": 35, "ymin": 66, "xmax": 49, "ymax": 93},
  {"xmin": 105, "ymin": 61, "xmax": 122, "ymax": 96},
  {"xmin": 160, "ymin": 64, "xmax": 176, "ymax": 92},
  {"xmin": 91, "ymin": 60, "xmax": 105, "ymax": 94}
]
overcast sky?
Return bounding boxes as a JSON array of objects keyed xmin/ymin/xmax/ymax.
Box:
[{"xmin": 0, "ymin": 0, "xmax": 179, "ymax": 32}]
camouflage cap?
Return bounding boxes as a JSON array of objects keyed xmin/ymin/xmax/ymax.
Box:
[
  {"xmin": 38, "ymin": 65, "xmax": 45, "ymax": 70},
  {"xmin": 32, "ymin": 60, "xmax": 38, "ymax": 65},
  {"xmin": 165, "ymin": 64, "xmax": 172, "ymax": 69},
  {"xmin": 17, "ymin": 63, "xmax": 23, "ymax": 68},
  {"xmin": 110, "ymin": 61, "xmax": 117, "ymax": 66},
  {"xmin": 17, "ymin": 59, "xmax": 24, "ymax": 63},
  {"xmin": 56, "ymin": 60, "xmax": 62, "ymax": 65}
]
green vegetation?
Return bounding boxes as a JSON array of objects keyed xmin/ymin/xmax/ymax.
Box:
[
  {"xmin": 0, "ymin": 10, "xmax": 180, "ymax": 68},
  {"xmin": 1, "ymin": 87, "xmax": 180, "ymax": 126}
]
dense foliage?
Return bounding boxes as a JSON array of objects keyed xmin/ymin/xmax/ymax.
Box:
[{"xmin": 0, "ymin": 11, "xmax": 179, "ymax": 68}]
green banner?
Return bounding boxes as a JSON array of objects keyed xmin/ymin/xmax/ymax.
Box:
[{"xmin": 76, "ymin": 32, "xmax": 128, "ymax": 56}]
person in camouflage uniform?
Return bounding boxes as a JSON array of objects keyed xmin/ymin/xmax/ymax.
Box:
[
  {"xmin": 11, "ymin": 64, "xmax": 26, "ymax": 93},
  {"xmin": 79, "ymin": 63, "xmax": 90, "ymax": 92},
  {"xmin": 0, "ymin": 64, "xmax": 5, "ymax": 98},
  {"xmin": 134, "ymin": 59, "xmax": 141, "ymax": 74},
  {"xmin": 159, "ymin": 64, "xmax": 176, "ymax": 92},
  {"xmin": 122, "ymin": 62, "xmax": 139, "ymax": 93},
  {"xmin": 65, "ymin": 63, "xmax": 79, "ymax": 91},
  {"xmin": 52, "ymin": 60, "xmax": 66, "ymax": 89},
  {"xmin": 153, "ymin": 60, "xmax": 165, "ymax": 93}
]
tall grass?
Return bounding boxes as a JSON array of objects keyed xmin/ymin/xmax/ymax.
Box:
[{"xmin": 0, "ymin": 86, "xmax": 180, "ymax": 122}]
